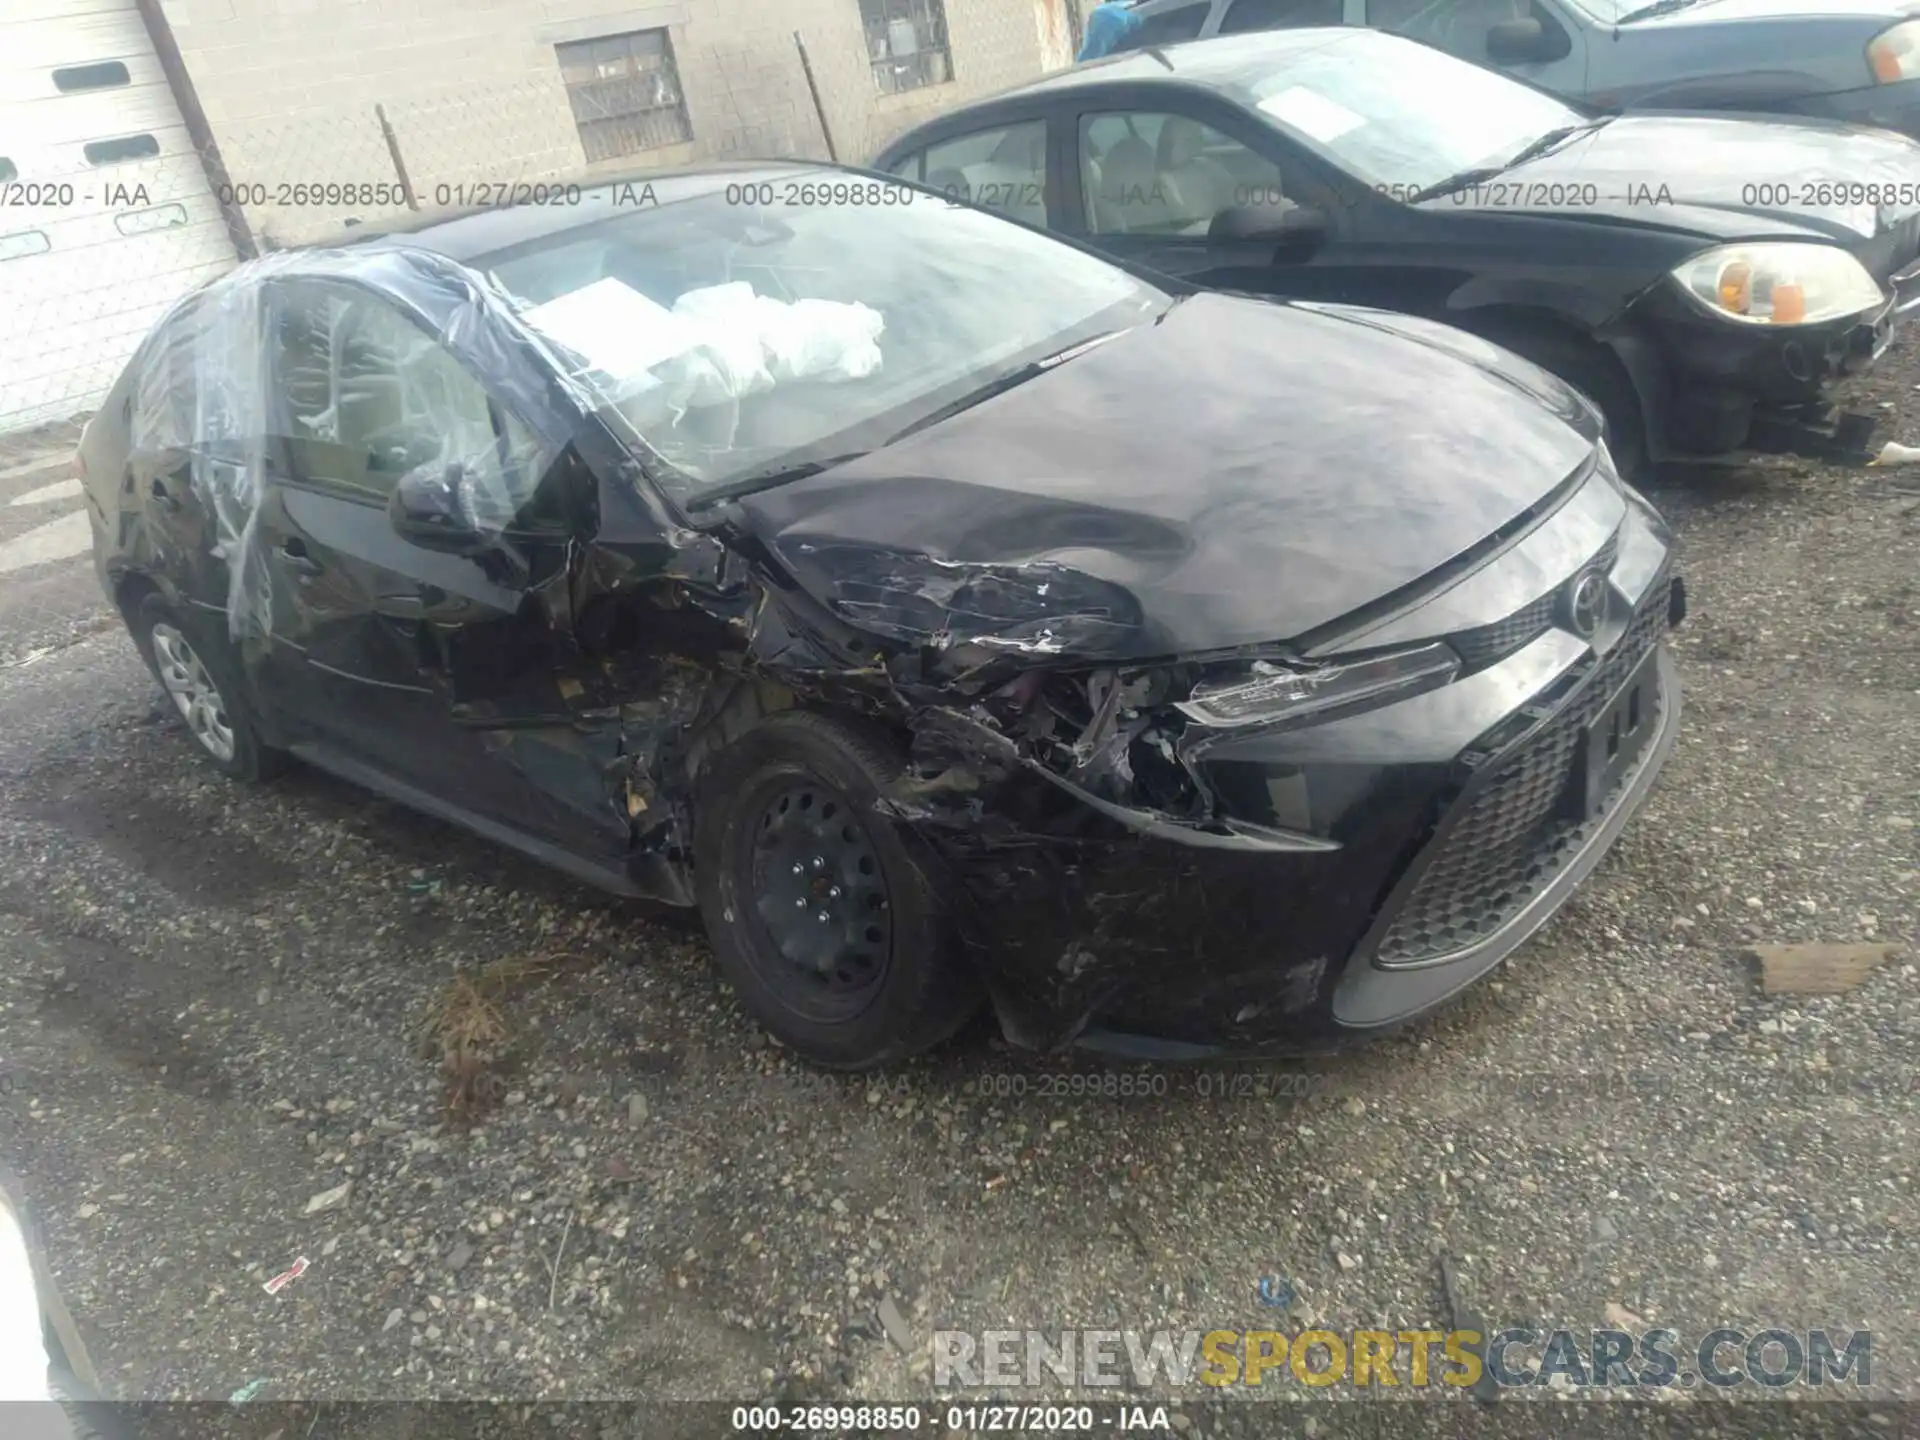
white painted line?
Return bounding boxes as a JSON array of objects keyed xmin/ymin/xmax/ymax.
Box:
[
  {"xmin": 0, "ymin": 453, "xmax": 74, "ymax": 485},
  {"xmin": 7, "ymin": 478, "xmax": 83, "ymax": 507},
  {"xmin": 0, "ymin": 509, "xmax": 91, "ymax": 576}
]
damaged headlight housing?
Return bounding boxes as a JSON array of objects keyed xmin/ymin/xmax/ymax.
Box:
[
  {"xmin": 1176, "ymin": 642, "xmax": 1460, "ymax": 730},
  {"xmin": 1672, "ymin": 244, "xmax": 1884, "ymax": 326}
]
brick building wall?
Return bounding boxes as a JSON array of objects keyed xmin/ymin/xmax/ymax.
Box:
[{"xmin": 153, "ymin": 0, "xmax": 1093, "ymax": 246}]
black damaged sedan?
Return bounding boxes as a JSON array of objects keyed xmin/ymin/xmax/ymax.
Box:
[
  {"xmin": 80, "ymin": 167, "xmax": 1683, "ymax": 1069},
  {"xmin": 874, "ymin": 28, "xmax": 1920, "ymax": 477}
]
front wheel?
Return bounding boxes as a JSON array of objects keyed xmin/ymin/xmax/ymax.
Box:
[
  {"xmin": 693, "ymin": 711, "xmax": 981, "ymax": 1069},
  {"xmin": 1478, "ymin": 322, "xmax": 1649, "ymax": 484}
]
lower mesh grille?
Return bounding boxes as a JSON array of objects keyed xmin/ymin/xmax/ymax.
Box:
[{"xmin": 1373, "ymin": 573, "xmax": 1672, "ymax": 968}]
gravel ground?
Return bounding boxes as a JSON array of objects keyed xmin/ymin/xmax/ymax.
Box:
[{"xmin": 0, "ymin": 339, "xmax": 1915, "ymax": 1438}]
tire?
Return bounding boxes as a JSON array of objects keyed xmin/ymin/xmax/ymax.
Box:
[
  {"xmin": 128, "ymin": 592, "xmax": 286, "ymax": 782},
  {"xmin": 693, "ymin": 710, "xmax": 981, "ymax": 1069},
  {"xmin": 1476, "ymin": 320, "xmax": 1649, "ymax": 484}
]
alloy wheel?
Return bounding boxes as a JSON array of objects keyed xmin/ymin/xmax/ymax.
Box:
[{"xmin": 150, "ymin": 622, "xmax": 237, "ymax": 763}]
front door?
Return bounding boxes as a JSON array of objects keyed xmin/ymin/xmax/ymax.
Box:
[
  {"xmin": 1068, "ymin": 105, "xmax": 1361, "ymax": 300},
  {"xmin": 252, "ymin": 277, "xmax": 599, "ymax": 846},
  {"xmin": 1365, "ymin": 0, "xmax": 1586, "ymax": 97}
]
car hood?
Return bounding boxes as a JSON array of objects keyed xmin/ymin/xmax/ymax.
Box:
[
  {"xmin": 1631, "ymin": 0, "xmax": 1911, "ymax": 23},
  {"xmin": 1442, "ymin": 113, "xmax": 1920, "ymax": 244},
  {"xmin": 733, "ymin": 294, "xmax": 1600, "ymax": 664}
]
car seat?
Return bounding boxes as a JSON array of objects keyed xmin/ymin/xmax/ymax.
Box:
[{"xmin": 1157, "ymin": 116, "xmax": 1239, "ymax": 233}]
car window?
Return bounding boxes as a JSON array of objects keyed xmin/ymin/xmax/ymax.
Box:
[
  {"xmin": 918, "ymin": 121, "xmax": 1048, "ymax": 225},
  {"xmin": 1369, "ymin": 0, "xmax": 1547, "ymax": 61},
  {"xmin": 1220, "ymin": 0, "xmax": 1345, "ymax": 32},
  {"xmin": 885, "ymin": 150, "xmax": 925, "ymax": 183},
  {"xmin": 1119, "ymin": 3, "xmax": 1213, "ymax": 49},
  {"xmin": 269, "ymin": 282, "xmax": 547, "ymax": 522},
  {"xmin": 1080, "ymin": 111, "xmax": 1288, "ymax": 236}
]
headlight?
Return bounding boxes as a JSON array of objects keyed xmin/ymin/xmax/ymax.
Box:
[
  {"xmin": 1672, "ymin": 244, "xmax": 1884, "ymax": 326},
  {"xmin": 1176, "ymin": 642, "xmax": 1459, "ymax": 730},
  {"xmin": 1869, "ymin": 20, "xmax": 1920, "ymax": 82}
]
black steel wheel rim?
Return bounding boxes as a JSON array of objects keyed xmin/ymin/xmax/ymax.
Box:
[{"xmin": 745, "ymin": 780, "xmax": 893, "ymax": 1019}]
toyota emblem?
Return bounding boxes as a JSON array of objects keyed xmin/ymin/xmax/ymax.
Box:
[{"xmin": 1565, "ymin": 570, "xmax": 1608, "ymax": 638}]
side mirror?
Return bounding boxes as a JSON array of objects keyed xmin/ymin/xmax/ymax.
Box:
[
  {"xmin": 1486, "ymin": 16, "xmax": 1570, "ymax": 63},
  {"xmin": 1211, "ymin": 202, "xmax": 1329, "ymax": 252},
  {"xmin": 389, "ymin": 463, "xmax": 489, "ymax": 555}
]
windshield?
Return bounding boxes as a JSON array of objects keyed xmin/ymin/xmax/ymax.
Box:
[
  {"xmin": 1231, "ymin": 34, "xmax": 1586, "ymax": 194},
  {"xmin": 476, "ymin": 177, "xmax": 1170, "ymax": 496},
  {"xmin": 1558, "ymin": 0, "xmax": 1675, "ymax": 20}
]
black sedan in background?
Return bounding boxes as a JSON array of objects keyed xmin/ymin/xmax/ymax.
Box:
[
  {"xmin": 81, "ymin": 166, "xmax": 1681, "ymax": 1068},
  {"xmin": 874, "ymin": 27, "xmax": 1920, "ymax": 477}
]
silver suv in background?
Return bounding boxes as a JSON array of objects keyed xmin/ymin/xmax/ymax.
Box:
[{"xmin": 1111, "ymin": 0, "xmax": 1920, "ymax": 139}]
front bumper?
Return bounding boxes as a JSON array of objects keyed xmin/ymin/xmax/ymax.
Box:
[
  {"xmin": 909, "ymin": 501, "xmax": 1683, "ymax": 1058},
  {"xmin": 1628, "ymin": 270, "xmax": 1920, "ymax": 459}
]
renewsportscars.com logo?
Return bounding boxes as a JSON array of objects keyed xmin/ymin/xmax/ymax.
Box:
[{"xmin": 932, "ymin": 1327, "xmax": 1872, "ymax": 1391}]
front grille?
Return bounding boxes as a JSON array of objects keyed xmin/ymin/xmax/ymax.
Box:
[
  {"xmin": 1372, "ymin": 571, "xmax": 1671, "ymax": 968},
  {"xmin": 1449, "ymin": 531, "xmax": 1620, "ymax": 671}
]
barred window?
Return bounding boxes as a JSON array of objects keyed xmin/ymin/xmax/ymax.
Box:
[
  {"xmin": 859, "ymin": 0, "xmax": 954, "ymax": 94},
  {"xmin": 555, "ymin": 29, "xmax": 692, "ymax": 163}
]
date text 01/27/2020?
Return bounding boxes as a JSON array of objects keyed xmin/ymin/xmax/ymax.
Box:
[{"xmin": 727, "ymin": 1404, "xmax": 1173, "ymax": 1432}]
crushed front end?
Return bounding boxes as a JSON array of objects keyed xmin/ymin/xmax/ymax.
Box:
[{"xmin": 859, "ymin": 455, "xmax": 1685, "ymax": 1057}]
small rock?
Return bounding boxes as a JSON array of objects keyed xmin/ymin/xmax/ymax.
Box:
[
  {"xmin": 1604, "ymin": 1302, "xmax": 1645, "ymax": 1329},
  {"xmin": 304, "ymin": 1181, "xmax": 352, "ymax": 1215},
  {"xmin": 626, "ymin": 1093, "xmax": 649, "ymax": 1126},
  {"xmin": 321, "ymin": 1236, "xmax": 340, "ymax": 1257},
  {"xmin": 409, "ymin": 1310, "xmax": 427, "ymax": 1324},
  {"xmin": 1335, "ymin": 1251, "xmax": 1359, "ymax": 1271},
  {"xmin": 382, "ymin": 1308, "xmax": 404, "ymax": 1333},
  {"xmin": 1592, "ymin": 1215, "xmax": 1619, "ymax": 1242},
  {"xmin": 571, "ymin": 1142, "xmax": 587, "ymax": 1160},
  {"xmin": 444, "ymin": 1241, "xmax": 474, "ymax": 1273},
  {"xmin": 76, "ymin": 1203, "xmax": 99, "ymax": 1220},
  {"xmin": 1758, "ymin": 1018, "xmax": 1782, "ymax": 1035},
  {"xmin": 1342, "ymin": 1096, "xmax": 1366, "ymax": 1117}
]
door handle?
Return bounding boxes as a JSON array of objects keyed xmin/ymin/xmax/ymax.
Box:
[{"xmin": 278, "ymin": 538, "xmax": 324, "ymax": 576}]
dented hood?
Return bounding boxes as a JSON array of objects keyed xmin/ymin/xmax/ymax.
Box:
[{"xmin": 733, "ymin": 293, "xmax": 1599, "ymax": 662}]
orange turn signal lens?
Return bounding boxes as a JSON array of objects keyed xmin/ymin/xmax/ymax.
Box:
[
  {"xmin": 1717, "ymin": 261, "xmax": 1752, "ymax": 314},
  {"xmin": 1770, "ymin": 282, "xmax": 1807, "ymax": 324},
  {"xmin": 1873, "ymin": 47, "xmax": 1905, "ymax": 82}
]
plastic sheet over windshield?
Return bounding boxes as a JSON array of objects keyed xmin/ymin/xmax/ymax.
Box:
[{"xmin": 475, "ymin": 187, "xmax": 1172, "ymax": 496}]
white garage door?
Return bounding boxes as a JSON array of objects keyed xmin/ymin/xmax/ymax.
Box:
[{"xmin": 0, "ymin": 0, "xmax": 237, "ymax": 435}]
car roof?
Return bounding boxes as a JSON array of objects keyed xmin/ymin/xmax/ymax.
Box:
[
  {"xmin": 296, "ymin": 159, "xmax": 829, "ymax": 262},
  {"xmin": 1017, "ymin": 27, "xmax": 1382, "ymax": 98}
]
